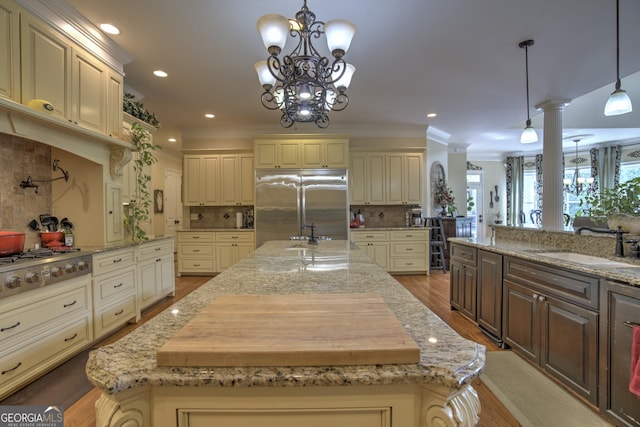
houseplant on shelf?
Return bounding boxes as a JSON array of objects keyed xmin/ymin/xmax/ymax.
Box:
[
  {"xmin": 126, "ymin": 122, "xmax": 159, "ymax": 242},
  {"xmin": 579, "ymin": 176, "xmax": 640, "ymax": 233}
]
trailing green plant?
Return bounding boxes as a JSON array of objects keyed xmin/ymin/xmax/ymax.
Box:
[
  {"xmin": 128, "ymin": 122, "xmax": 159, "ymax": 242},
  {"xmin": 578, "ymin": 177, "xmax": 640, "ymax": 217},
  {"xmin": 123, "ymin": 93, "xmax": 161, "ymax": 128}
]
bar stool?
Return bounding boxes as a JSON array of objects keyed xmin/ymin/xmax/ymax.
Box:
[{"xmin": 426, "ymin": 217, "xmax": 447, "ymax": 273}]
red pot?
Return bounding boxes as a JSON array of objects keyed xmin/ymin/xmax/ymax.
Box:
[
  {"xmin": 40, "ymin": 231, "xmax": 64, "ymax": 246},
  {"xmin": 0, "ymin": 231, "xmax": 25, "ymax": 256}
]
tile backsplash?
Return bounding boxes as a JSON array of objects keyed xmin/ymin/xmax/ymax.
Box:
[
  {"xmin": 350, "ymin": 205, "xmax": 422, "ymax": 228},
  {"xmin": 1, "ymin": 133, "xmax": 52, "ymax": 248},
  {"xmin": 188, "ymin": 206, "xmax": 254, "ymax": 229}
]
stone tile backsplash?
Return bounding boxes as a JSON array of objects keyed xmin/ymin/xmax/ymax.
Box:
[
  {"xmin": 349, "ymin": 205, "xmax": 421, "ymax": 228},
  {"xmin": 0, "ymin": 133, "xmax": 52, "ymax": 248},
  {"xmin": 189, "ymin": 206, "xmax": 254, "ymax": 229}
]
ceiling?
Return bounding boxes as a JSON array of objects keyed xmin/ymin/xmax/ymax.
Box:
[{"xmin": 64, "ymin": 0, "xmax": 640, "ymax": 160}]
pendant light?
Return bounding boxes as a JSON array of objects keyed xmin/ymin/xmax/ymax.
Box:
[
  {"xmin": 519, "ymin": 39, "xmax": 538, "ymax": 144},
  {"xmin": 604, "ymin": 0, "xmax": 632, "ymax": 116}
]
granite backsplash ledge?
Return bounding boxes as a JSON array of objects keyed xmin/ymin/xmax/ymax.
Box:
[{"xmin": 494, "ymin": 225, "xmax": 639, "ymax": 259}]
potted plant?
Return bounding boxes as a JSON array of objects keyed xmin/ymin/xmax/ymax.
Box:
[
  {"xmin": 127, "ymin": 122, "xmax": 160, "ymax": 242},
  {"xmin": 579, "ymin": 177, "xmax": 640, "ymax": 233}
]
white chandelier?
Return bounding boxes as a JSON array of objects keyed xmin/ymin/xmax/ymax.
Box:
[
  {"xmin": 563, "ymin": 138, "xmax": 594, "ymax": 196},
  {"xmin": 255, "ymin": 0, "xmax": 356, "ymax": 128}
]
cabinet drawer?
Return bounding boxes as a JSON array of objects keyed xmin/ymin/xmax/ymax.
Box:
[
  {"xmin": 450, "ymin": 243, "xmax": 477, "ymax": 266},
  {"xmin": 0, "ymin": 316, "xmax": 91, "ymax": 393},
  {"xmin": 504, "ymin": 257, "xmax": 599, "ymax": 309},
  {"xmin": 179, "ymin": 258, "xmax": 216, "ymax": 273},
  {"xmin": 350, "ymin": 231, "xmax": 389, "ymax": 242},
  {"xmin": 215, "ymin": 232, "xmax": 254, "ymax": 243},
  {"xmin": 93, "ymin": 267, "xmax": 136, "ymax": 306},
  {"xmin": 389, "ymin": 257, "xmax": 428, "ymax": 271},
  {"xmin": 92, "ymin": 248, "xmax": 135, "ymax": 275},
  {"xmin": 178, "ymin": 232, "xmax": 215, "ymax": 242},
  {"xmin": 94, "ymin": 296, "xmax": 136, "ymax": 338},
  {"xmin": 0, "ymin": 283, "xmax": 89, "ymax": 345},
  {"xmin": 390, "ymin": 242, "xmax": 427, "ymax": 257},
  {"xmin": 179, "ymin": 243, "xmax": 215, "ymax": 257},
  {"xmin": 137, "ymin": 239, "xmax": 174, "ymax": 260},
  {"xmin": 389, "ymin": 230, "xmax": 428, "ymax": 241}
]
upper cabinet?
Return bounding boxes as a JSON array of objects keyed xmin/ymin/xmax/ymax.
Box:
[
  {"xmin": 184, "ymin": 154, "xmax": 254, "ymax": 206},
  {"xmin": 1, "ymin": 0, "xmax": 127, "ymax": 139},
  {"xmin": 350, "ymin": 152, "xmax": 423, "ymax": 205},
  {"xmin": 0, "ymin": 0, "xmax": 20, "ymax": 101},
  {"xmin": 254, "ymin": 139, "xmax": 348, "ymax": 169}
]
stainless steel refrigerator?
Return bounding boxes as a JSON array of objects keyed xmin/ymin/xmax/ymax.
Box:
[{"xmin": 255, "ymin": 169, "xmax": 349, "ymax": 248}]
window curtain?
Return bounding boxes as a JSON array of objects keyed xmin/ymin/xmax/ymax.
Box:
[
  {"xmin": 535, "ymin": 154, "xmax": 543, "ymax": 209},
  {"xmin": 590, "ymin": 145, "xmax": 621, "ymax": 193},
  {"xmin": 506, "ymin": 156, "xmax": 524, "ymax": 225}
]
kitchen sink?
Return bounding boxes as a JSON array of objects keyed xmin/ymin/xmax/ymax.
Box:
[{"xmin": 537, "ymin": 252, "xmax": 640, "ymax": 268}]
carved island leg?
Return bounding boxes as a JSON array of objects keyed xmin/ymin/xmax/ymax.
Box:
[
  {"xmin": 95, "ymin": 387, "xmax": 150, "ymax": 427},
  {"xmin": 420, "ymin": 383, "xmax": 480, "ymax": 427}
]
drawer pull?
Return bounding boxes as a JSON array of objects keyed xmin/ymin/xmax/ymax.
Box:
[
  {"xmin": 114, "ymin": 283, "xmax": 123, "ymax": 288},
  {"xmin": 406, "ymin": 248, "xmax": 413, "ymax": 251},
  {"xmin": 113, "ymin": 258, "xmax": 122, "ymax": 263},
  {"xmin": 64, "ymin": 333, "xmax": 78, "ymax": 342},
  {"xmin": 366, "ymin": 235, "xmax": 374, "ymax": 238},
  {"xmin": 63, "ymin": 300, "xmax": 77, "ymax": 308},
  {"xmin": 2, "ymin": 362, "xmax": 22, "ymax": 375},
  {"xmin": 155, "ymin": 247, "xmax": 162, "ymax": 251},
  {"xmin": 231, "ymin": 236, "xmax": 238, "ymax": 239},
  {"xmin": 192, "ymin": 249, "xmax": 201, "ymax": 253},
  {"xmin": 193, "ymin": 264, "xmax": 201, "ymax": 267},
  {"xmin": 1, "ymin": 321, "xmax": 21, "ymax": 332},
  {"xmin": 115, "ymin": 309, "xmax": 124, "ymax": 316},
  {"xmin": 192, "ymin": 236, "xmax": 200, "ymax": 239},
  {"xmin": 406, "ymin": 262, "xmax": 414, "ymax": 266}
]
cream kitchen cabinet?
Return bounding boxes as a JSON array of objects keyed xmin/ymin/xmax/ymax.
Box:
[
  {"xmin": 351, "ymin": 230, "xmax": 389, "ymax": 270},
  {"xmin": 386, "ymin": 153, "xmax": 423, "ymax": 205},
  {"xmin": 254, "ymin": 140, "xmax": 302, "ymax": 169},
  {"xmin": 0, "ymin": 0, "xmax": 20, "ymax": 101},
  {"xmin": 349, "ymin": 152, "xmax": 423, "ymax": 205},
  {"xmin": 183, "ymin": 155, "xmax": 220, "ymax": 206},
  {"xmin": 136, "ymin": 239, "xmax": 175, "ymax": 310},
  {"xmin": 106, "ymin": 69, "xmax": 124, "ymax": 138},
  {"xmin": 220, "ymin": 154, "xmax": 254, "ymax": 205},
  {"xmin": 177, "ymin": 231, "xmax": 216, "ymax": 275},
  {"xmin": 105, "ymin": 183, "xmax": 123, "ymax": 243},
  {"xmin": 20, "ymin": 12, "xmax": 72, "ymax": 119},
  {"xmin": 349, "ymin": 153, "xmax": 386, "ymax": 205},
  {"xmin": 92, "ymin": 247, "xmax": 137, "ymax": 339},
  {"xmin": 388, "ymin": 229, "xmax": 428, "ymax": 273},
  {"xmin": 215, "ymin": 231, "xmax": 255, "ymax": 272},
  {"xmin": 71, "ymin": 46, "xmax": 107, "ymax": 133},
  {"xmin": 301, "ymin": 139, "xmax": 349, "ymax": 168},
  {"xmin": 0, "ymin": 275, "xmax": 92, "ymax": 400},
  {"xmin": 184, "ymin": 154, "xmax": 253, "ymax": 206}
]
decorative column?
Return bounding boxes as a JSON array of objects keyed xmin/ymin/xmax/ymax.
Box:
[{"xmin": 536, "ymin": 99, "xmax": 571, "ymax": 231}]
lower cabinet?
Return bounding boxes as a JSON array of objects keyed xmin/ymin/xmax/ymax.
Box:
[
  {"xmin": 92, "ymin": 247, "xmax": 138, "ymax": 339},
  {"xmin": 476, "ymin": 250, "xmax": 503, "ymax": 344},
  {"xmin": 600, "ymin": 280, "xmax": 640, "ymax": 427},
  {"xmin": 136, "ymin": 239, "xmax": 175, "ymax": 310},
  {"xmin": 351, "ymin": 229, "xmax": 429, "ymax": 274},
  {"xmin": 449, "ymin": 243, "xmax": 477, "ymax": 320},
  {"xmin": 177, "ymin": 231, "xmax": 255, "ymax": 275},
  {"xmin": 502, "ymin": 256, "xmax": 600, "ymax": 405},
  {"xmin": 0, "ymin": 276, "xmax": 92, "ymax": 400}
]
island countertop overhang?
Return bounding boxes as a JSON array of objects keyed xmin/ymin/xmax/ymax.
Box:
[{"xmin": 86, "ymin": 240, "xmax": 485, "ymax": 395}]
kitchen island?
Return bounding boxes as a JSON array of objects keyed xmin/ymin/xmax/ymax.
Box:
[{"xmin": 87, "ymin": 240, "xmax": 484, "ymax": 427}]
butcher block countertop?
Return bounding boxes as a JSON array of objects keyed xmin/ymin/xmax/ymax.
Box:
[{"xmin": 86, "ymin": 240, "xmax": 484, "ymax": 394}]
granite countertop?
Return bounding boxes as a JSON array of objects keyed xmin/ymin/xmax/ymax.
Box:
[
  {"xmin": 350, "ymin": 227, "xmax": 428, "ymax": 231},
  {"xmin": 86, "ymin": 240, "xmax": 485, "ymax": 395},
  {"xmin": 449, "ymin": 236, "xmax": 640, "ymax": 287},
  {"xmin": 79, "ymin": 235, "xmax": 175, "ymax": 255}
]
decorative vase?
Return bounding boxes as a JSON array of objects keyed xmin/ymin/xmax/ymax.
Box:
[
  {"xmin": 439, "ymin": 201, "xmax": 447, "ymax": 217},
  {"xmin": 607, "ymin": 214, "xmax": 640, "ymax": 234}
]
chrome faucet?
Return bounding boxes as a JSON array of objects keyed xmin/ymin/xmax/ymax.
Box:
[
  {"xmin": 575, "ymin": 226, "xmax": 627, "ymax": 257},
  {"xmin": 304, "ymin": 223, "xmax": 318, "ymax": 245}
]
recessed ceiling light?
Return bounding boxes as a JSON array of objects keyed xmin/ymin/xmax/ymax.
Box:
[
  {"xmin": 99, "ymin": 23, "xmax": 120, "ymax": 35},
  {"xmin": 153, "ymin": 70, "xmax": 168, "ymax": 78},
  {"xmin": 205, "ymin": 113, "xmax": 215, "ymax": 119},
  {"xmin": 168, "ymin": 138, "xmax": 177, "ymax": 143},
  {"xmin": 427, "ymin": 113, "xmax": 437, "ymax": 118}
]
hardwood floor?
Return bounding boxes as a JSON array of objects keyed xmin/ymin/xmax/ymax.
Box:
[{"xmin": 62, "ymin": 272, "xmax": 519, "ymax": 426}]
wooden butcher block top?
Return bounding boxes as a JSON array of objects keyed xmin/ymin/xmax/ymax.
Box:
[{"xmin": 156, "ymin": 293, "xmax": 420, "ymax": 367}]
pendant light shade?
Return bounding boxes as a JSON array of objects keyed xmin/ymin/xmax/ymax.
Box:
[
  {"xmin": 519, "ymin": 39, "xmax": 538, "ymax": 144},
  {"xmin": 605, "ymin": 0, "xmax": 632, "ymax": 116}
]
